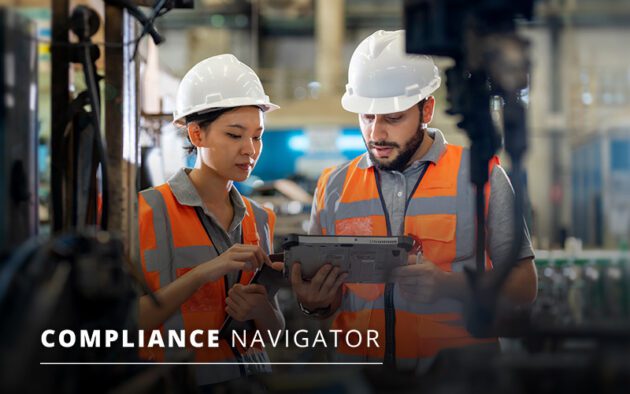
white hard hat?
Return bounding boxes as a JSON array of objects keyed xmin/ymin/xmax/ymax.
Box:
[
  {"xmin": 173, "ymin": 54, "xmax": 279, "ymax": 124},
  {"xmin": 341, "ymin": 30, "xmax": 441, "ymax": 115}
]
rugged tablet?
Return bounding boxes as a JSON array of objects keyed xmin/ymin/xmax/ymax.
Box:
[{"xmin": 282, "ymin": 234, "xmax": 413, "ymax": 283}]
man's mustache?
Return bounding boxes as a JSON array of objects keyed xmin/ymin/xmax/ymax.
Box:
[{"xmin": 368, "ymin": 141, "xmax": 400, "ymax": 149}]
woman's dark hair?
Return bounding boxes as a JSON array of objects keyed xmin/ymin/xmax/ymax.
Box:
[{"xmin": 183, "ymin": 107, "xmax": 238, "ymax": 155}]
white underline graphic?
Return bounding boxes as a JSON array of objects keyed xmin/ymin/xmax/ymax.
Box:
[{"xmin": 41, "ymin": 362, "xmax": 383, "ymax": 365}]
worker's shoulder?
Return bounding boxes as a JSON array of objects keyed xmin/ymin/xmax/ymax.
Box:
[
  {"xmin": 443, "ymin": 142, "xmax": 465, "ymax": 155},
  {"xmin": 138, "ymin": 183, "xmax": 171, "ymax": 203},
  {"xmin": 243, "ymin": 196, "xmax": 274, "ymax": 219},
  {"xmin": 243, "ymin": 195, "xmax": 263, "ymax": 211},
  {"xmin": 137, "ymin": 184, "xmax": 174, "ymax": 215},
  {"xmin": 139, "ymin": 183, "xmax": 170, "ymax": 196},
  {"xmin": 319, "ymin": 154, "xmax": 365, "ymax": 181},
  {"xmin": 137, "ymin": 184, "xmax": 172, "ymax": 221}
]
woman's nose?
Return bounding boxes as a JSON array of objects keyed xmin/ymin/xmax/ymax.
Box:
[{"xmin": 241, "ymin": 138, "xmax": 256, "ymax": 156}]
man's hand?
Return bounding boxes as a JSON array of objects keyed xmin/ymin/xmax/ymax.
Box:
[
  {"xmin": 391, "ymin": 255, "xmax": 448, "ymax": 303},
  {"xmin": 291, "ymin": 262, "xmax": 347, "ymax": 311},
  {"xmin": 225, "ymin": 284, "xmax": 272, "ymax": 322}
]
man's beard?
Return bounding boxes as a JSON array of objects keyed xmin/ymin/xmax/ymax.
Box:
[{"xmin": 366, "ymin": 126, "xmax": 425, "ymax": 172}]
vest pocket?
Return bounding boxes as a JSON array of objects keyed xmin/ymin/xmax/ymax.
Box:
[{"xmin": 404, "ymin": 214, "xmax": 456, "ymax": 269}]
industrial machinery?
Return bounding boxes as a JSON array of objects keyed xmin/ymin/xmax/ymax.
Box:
[
  {"xmin": 1, "ymin": 2, "xmax": 196, "ymax": 392},
  {"xmin": 399, "ymin": 1, "xmax": 630, "ymax": 392},
  {"xmin": 405, "ymin": 0, "xmax": 533, "ymax": 335},
  {"xmin": 0, "ymin": 8, "xmax": 39, "ymax": 259},
  {"xmin": 0, "ymin": 232, "xmax": 197, "ymax": 393}
]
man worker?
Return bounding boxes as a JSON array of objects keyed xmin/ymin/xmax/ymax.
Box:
[{"xmin": 290, "ymin": 30, "xmax": 537, "ymax": 371}]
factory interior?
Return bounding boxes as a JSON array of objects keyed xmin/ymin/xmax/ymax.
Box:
[{"xmin": 1, "ymin": 0, "xmax": 630, "ymax": 393}]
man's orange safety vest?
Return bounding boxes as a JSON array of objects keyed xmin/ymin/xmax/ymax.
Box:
[
  {"xmin": 314, "ymin": 144, "xmax": 499, "ymax": 370},
  {"xmin": 138, "ymin": 183, "xmax": 276, "ymax": 384}
]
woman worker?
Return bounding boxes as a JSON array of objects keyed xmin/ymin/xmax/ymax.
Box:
[{"xmin": 137, "ymin": 54, "xmax": 284, "ymax": 388}]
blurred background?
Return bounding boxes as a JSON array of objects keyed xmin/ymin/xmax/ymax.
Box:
[{"xmin": 12, "ymin": 0, "xmax": 630, "ymax": 251}]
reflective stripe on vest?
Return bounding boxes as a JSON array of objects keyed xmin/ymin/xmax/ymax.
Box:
[
  {"xmin": 316, "ymin": 145, "xmax": 499, "ymax": 366},
  {"xmin": 138, "ymin": 183, "xmax": 275, "ymax": 384}
]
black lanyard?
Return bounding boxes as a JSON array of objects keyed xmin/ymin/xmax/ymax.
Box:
[{"xmin": 373, "ymin": 160, "xmax": 430, "ymax": 368}]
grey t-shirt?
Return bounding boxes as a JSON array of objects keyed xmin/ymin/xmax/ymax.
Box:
[{"xmin": 308, "ymin": 129, "xmax": 534, "ymax": 267}]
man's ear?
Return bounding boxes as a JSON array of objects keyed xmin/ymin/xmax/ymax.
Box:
[
  {"xmin": 187, "ymin": 122, "xmax": 202, "ymax": 148},
  {"xmin": 422, "ymin": 96, "xmax": 436, "ymax": 125}
]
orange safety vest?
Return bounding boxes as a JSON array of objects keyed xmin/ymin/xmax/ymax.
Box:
[
  {"xmin": 138, "ymin": 183, "xmax": 276, "ymax": 384},
  {"xmin": 314, "ymin": 144, "xmax": 499, "ymax": 370}
]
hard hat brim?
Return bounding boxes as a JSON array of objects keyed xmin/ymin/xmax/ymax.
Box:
[
  {"xmin": 173, "ymin": 100, "xmax": 280, "ymax": 125},
  {"xmin": 341, "ymin": 92, "xmax": 423, "ymax": 115}
]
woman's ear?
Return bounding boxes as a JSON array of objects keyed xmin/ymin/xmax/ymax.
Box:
[{"xmin": 187, "ymin": 122, "xmax": 202, "ymax": 148}]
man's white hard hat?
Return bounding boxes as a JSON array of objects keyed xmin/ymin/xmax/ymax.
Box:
[{"xmin": 341, "ymin": 30, "xmax": 441, "ymax": 115}]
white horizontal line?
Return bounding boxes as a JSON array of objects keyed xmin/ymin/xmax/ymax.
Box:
[{"xmin": 40, "ymin": 362, "xmax": 383, "ymax": 366}]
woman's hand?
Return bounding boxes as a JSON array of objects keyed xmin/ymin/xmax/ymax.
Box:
[
  {"xmin": 225, "ymin": 284, "xmax": 272, "ymax": 322},
  {"xmin": 193, "ymin": 244, "xmax": 271, "ymax": 285}
]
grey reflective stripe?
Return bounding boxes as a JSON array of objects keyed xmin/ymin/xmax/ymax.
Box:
[
  {"xmin": 195, "ymin": 348, "xmax": 272, "ymax": 386},
  {"xmin": 141, "ymin": 189, "xmax": 174, "ymax": 275},
  {"xmin": 405, "ymin": 196, "xmax": 457, "ymax": 216},
  {"xmin": 320, "ymin": 160, "xmax": 353, "ymax": 235},
  {"xmin": 172, "ymin": 245, "xmax": 217, "ymax": 269},
  {"xmin": 339, "ymin": 285, "xmax": 463, "ymax": 315},
  {"xmin": 140, "ymin": 188, "xmax": 185, "ymax": 360},
  {"xmin": 335, "ymin": 198, "xmax": 388, "ymax": 221},
  {"xmin": 326, "ymin": 161, "xmax": 456, "ymax": 226},
  {"xmin": 357, "ymin": 152, "xmax": 371, "ymax": 169},
  {"xmin": 247, "ymin": 199, "xmax": 272, "ymax": 254},
  {"xmin": 454, "ymin": 148, "xmax": 476, "ymax": 266},
  {"xmin": 392, "ymin": 284, "xmax": 463, "ymax": 315},
  {"xmin": 338, "ymin": 289, "xmax": 383, "ymax": 312}
]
